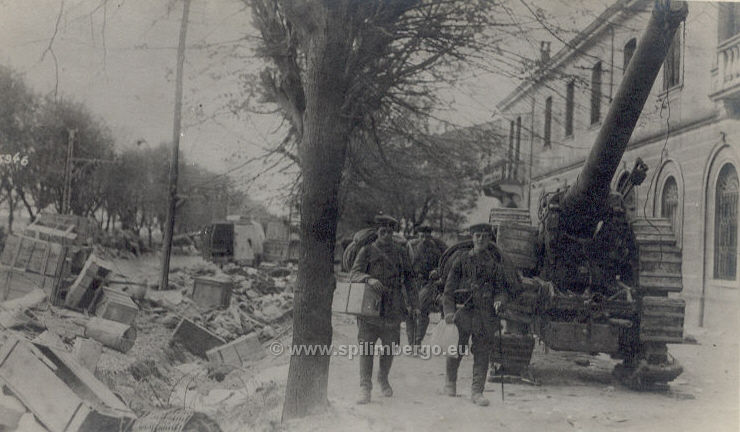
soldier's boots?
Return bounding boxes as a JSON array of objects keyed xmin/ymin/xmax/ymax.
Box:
[
  {"xmin": 471, "ymin": 392, "xmax": 490, "ymax": 407},
  {"xmin": 444, "ymin": 381, "xmax": 456, "ymax": 397},
  {"xmin": 378, "ymin": 354, "xmax": 394, "ymax": 397},
  {"xmin": 444, "ymin": 356, "xmax": 461, "ymax": 396},
  {"xmin": 357, "ymin": 387, "xmax": 371, "ymax": 405},
  {"xmin": 379, "ymin": 381, "xmax": 393, "ymax": 397}
]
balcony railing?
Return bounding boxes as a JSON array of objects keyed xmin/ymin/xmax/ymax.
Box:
[
  {"xmin": 482, "ymin": 159, "xmax": 524, "ymax": 187},
  {"xmin": 711, "ymin": 33, "xmax": 740, "ymax": 100}
]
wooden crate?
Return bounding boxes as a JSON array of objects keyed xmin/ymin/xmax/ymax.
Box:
[
  {"xmin": 93, "ymin": 288, "xmax": 139, "ymax": 325},
  {"xmin": 170, "ymin": 318, "xmax": 226, "ymax": 359},
  {"xmin": 65, "ymin": 255, "xmax": 113, "ymax": 309},
  {"xmin": 496, "ymin": 223, "xmax": 539, "ymax": 271},
  {"xmin": 206, "ymin": 333, "xmax": 263, "ymax": 366},
  {"xmin": 0, "ymin": 235, "xmax": 68, "ymax": 301},
  {"xmin": 0, "ymin": 336, "xmax": 136, "ymax": 432},
  {"xmin": 489, "ymin": 208, "xmax": 531, "ymax": 226},
  {"xmin": 332, "ymin": 273, "xmax": 380, "ymax": 317},
  {"xmin": 0, "ymin": 235, "xmax": 67, "ymax": 276},
  {"xmin": 191, "ymin": 276, "xmax": 232, "ymax": 309},
  {"xmin": 29, "ymin": 213, "xmax": 99, "ymax": 246},
  {"xmin": 0, "ymin": 268, "xmax": 58, "ymax": 301},
  {"xmin": 639, "ymin": 296, "xmax": 685, "ymax": 343},
  {"xmin": 263, "ymin": 239, "xmax": 290, "ymax": 262},
  {"xmin": 23, "ymin": 224, "xmax": 78, "ymax": 246}
]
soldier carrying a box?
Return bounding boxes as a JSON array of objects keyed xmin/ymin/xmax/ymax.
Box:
[{"xmin": 351, "ymin": 214, "xmax": 418, "ymax": 405}]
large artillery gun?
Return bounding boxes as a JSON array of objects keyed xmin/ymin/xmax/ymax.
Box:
[{"xmin": 464, "ymin": 0, "xmax": 689, "ymax": 390}]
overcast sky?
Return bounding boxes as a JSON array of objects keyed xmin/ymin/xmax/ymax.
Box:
[{"xmin": 0, "ymin": 0, "xmax": 614, "ymax": 213}]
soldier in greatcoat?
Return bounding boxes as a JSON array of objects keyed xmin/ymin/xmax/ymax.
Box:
[
  {"xmin": 406, "ymin": 225, "xmax": 446, "ymax": 346},
  {"xmin": 442, "ymin": 223, "xmax": 518, "ymax": 406},
  {"xmin": 351, "ymin": 214, "xmax": 418, "ymax": 404}
]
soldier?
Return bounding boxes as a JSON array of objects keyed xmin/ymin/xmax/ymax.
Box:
[
  {"xmin": 351, "ymin": 214, "xmax": 418, "ymax": 405},
  {"xmin": 442, "ymin": 223, "xmax": 517, "ymax": 406},
  {"xmin": 406, "ymin": 225, "xmax": 446, "ymax": 346}
]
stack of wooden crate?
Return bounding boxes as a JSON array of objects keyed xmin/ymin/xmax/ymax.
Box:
[
  {"xmin": 489, "ymin": 207, "xmax": 532, "ymax": 227},
  {"xmin": 0, "ymin": 235, "xmax": 69, "ymax": 302},
  {"xmin": 0, "ymin": 336, "xmax": 137, "ymax": 432},
  {"xmin": 23, "ymin": 213, "xmax": 99, "ymax": 247}
]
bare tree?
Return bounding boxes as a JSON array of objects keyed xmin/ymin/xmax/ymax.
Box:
[{"xmin": 247, "ymin": 0, "xmax": 501, "ymax": 419}]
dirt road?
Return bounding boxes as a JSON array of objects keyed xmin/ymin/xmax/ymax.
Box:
[
  {"xmin": 103, "ymin": 254, "xmax": 738, "ymax": 432},
  {"xmin": 270, "ymin": 313, "xmax": 739, "ymax": 432}
]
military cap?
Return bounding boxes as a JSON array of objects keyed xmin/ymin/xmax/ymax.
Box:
[
  {"xmin": 374, "ymin": 214, "xmax": 399, "ymax": 230},
  {"xmin": 468, "ymin": 223, "xmax": 493, "ymax": 235},
  {"xmin": 416, "ymin": 225, "xmax": 433, "ymax": 234}
]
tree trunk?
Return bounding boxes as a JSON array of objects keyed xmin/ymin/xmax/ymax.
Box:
[
  {"xmin": 17, "ymin": 188, "xmax": 36, "ymax": 222},
  {"xmin": 282, "ymin": 6, "xmax": 351, "ymax": 421},
  {"xmin": 105, "ymin": 211, "xmax": 111, "ymax": 232}
]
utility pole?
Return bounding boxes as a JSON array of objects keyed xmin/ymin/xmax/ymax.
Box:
[
  {"xmin": 62, "ymin": 129, "xmax": 76, "ymax": 215},
  {"xmin": 160, "ymin": 0, "xmax": 192, "ymax": 291},
  {"xmin": 62, "ymin": 128, "xmax": 117, "ymax": 216}
]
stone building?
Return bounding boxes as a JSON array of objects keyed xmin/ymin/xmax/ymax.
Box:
[{"xmin": 484, "ymin": 0, "xmax": 739, "ymax": 328}]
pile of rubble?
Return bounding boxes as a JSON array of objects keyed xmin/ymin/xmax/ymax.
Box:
[
  {"xmin": 0, "ymin": 218, "xmax": 296, "ymax": 432},
  {"xmin": 145, "ymin": 261, "xmax": 293, "ymax": 341}
]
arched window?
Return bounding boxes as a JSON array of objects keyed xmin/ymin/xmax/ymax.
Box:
[
  {"xmin": 623, "ymin": 38, "xmax": 637, "ymax": 71},
  {"xmin": 617, "ymin": 172, "xmax": 636, "ymax": 219},
  {"xmin": 660, "ymin": 176, "xmax": 680, "ymax": 234},
  {"xmin": 714, "ymin": 164, "xmax": 738, "ymax": 280}
]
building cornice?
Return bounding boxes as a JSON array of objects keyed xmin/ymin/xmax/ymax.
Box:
[
  {"xmin": 497, "ymin": 0, "xmax": 649, "ymax": 112},
  {"xmin": 531, "ymin": 112, "xmax": 720, "ymax": 183}
]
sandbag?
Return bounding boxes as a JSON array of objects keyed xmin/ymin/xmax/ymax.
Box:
[{"xmin": 430, "ymin": 320, "xmax": 460, "ymax": 358}]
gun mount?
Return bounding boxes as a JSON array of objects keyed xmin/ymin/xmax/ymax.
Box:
[{"xmin": 479, "ymin": 0, "xmax": 689, "ymax": 390}]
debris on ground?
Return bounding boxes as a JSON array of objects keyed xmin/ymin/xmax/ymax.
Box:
[{"xmin": 0, "ymin": 219, "xmax": 296, "ymax": 432}]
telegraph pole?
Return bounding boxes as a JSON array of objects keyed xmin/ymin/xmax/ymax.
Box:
[
  {"xmin": 160, "ymin": 0, "xmax": 191, "ymax": 291},
  {"xmin": 62, "ymin": 129, "xmax": 76, "ymax": 214}
]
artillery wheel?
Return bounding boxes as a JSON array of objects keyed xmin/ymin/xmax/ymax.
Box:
[{"xmin": 613, "ymin": 356, "xmax": 683, "ymax": 391}]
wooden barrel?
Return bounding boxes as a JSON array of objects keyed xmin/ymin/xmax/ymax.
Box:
[
  {"xmin": 85, "ymin": 317, "xmax": 137, "ymax": 353},
  {"xmin": 132, "ymin": 409, "xmax": 222, "ymax": 432},
  {"xmin": 496, "ymin": 223, "xmax": 538, "ymax": 271}
]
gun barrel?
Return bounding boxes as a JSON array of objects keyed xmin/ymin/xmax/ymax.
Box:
[{"xmin": 560, "ymin": 0, "xmax": 688, "ymax": 234}]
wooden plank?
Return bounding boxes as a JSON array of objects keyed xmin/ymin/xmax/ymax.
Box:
[{"xmin": 41, "ymin": 344, "xmax": 135, "ymax": 418}]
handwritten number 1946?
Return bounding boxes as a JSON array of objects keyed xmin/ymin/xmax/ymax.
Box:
[{"xmin": 1, "ymin": 153, "xmax": 29, "ymax": 167}]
